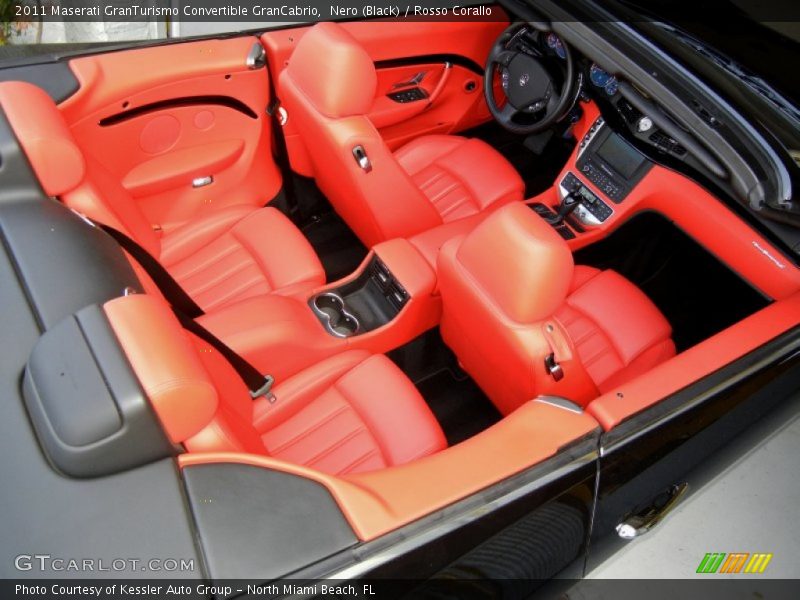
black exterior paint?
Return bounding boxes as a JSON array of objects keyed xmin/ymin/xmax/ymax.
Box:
[
  {"xmin": 587, "ymin": 327, "xmax": 800, "ymax": 570},
  {"xmin": 289, "ymin": 432, "xmax": 600, "ymax": 594}
]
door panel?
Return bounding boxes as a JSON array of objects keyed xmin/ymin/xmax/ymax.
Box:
[
  {"xmin": 261, "ymin": 18, "xmax": 508, "ymax": 176},
  {"xmin": 370, "ymin": 62, "xmax": 490, "ymax": 150},
  {"xmin": 60, "ymin": 36, "xmax": 280, "ymax": 231}
]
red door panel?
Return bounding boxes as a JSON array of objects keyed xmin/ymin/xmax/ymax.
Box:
[
  {"xmin": 60, "ymin": 36, "xmax": 280, "ymax": 231},
  {"xmin": 261, "ymin": 18, "xmax": 508, "ymax": 176}
]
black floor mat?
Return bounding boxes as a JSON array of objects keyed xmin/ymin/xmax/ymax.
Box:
[
  {"xmin": 574, "ymin": 213, "xmax": 770, "ymax": 352},
  {"xmin": 462, "ymin": 121, "xmax": 576, "ymax": 197},
  {"xmin": 300, "ymin": 211, "xmax": 366, "ymax": 282},
  {"xmin": 415, "ymin": 369, "xmax": 502, "ymax": 446},
  {"xmin": 279, "ymin": 175, "xmax": 367, "ymax": 282},
  {"xmin": 388, "ymin": 329, "xmax": 501, "ymax": 445}
]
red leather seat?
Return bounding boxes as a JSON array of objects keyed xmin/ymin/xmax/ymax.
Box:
[
  {"xmin": 105, "ymin": 294, "xmax": 447, "ymax": 475},
  {"xmin": 280, "ymin": 22, "xmax": 524, "ymax": 248},
  {"xmin": 438, "ymin": 202, "xmax": 675, "ymax": 415},
  {"xmin": 0, "ymin": 81, "xmax": 325, "ymax": 312}
]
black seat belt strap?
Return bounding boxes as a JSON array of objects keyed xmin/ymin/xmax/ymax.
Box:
[
  {"xmin": 266, "ymin": 71, "xmax": 300, "ymax": 222},
  {"xmin": 172, "ymin": 310, "xmax": 275, "ymax": 402},
  {"xmin": 98, "ymin": 223, "xmax": 205, "ymax": 319},
  {"xmin": 93, "ymin": 220, "xmax": 276, "ymax": 402}
]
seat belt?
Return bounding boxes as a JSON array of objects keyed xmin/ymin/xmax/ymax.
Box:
[
  {"xmin": 265, "ymin": 70, "xmax": 301, "ymax": 224},
  {"xmin": 99, "ymin": 224, "xmax": 204, "ymax": 319},
  {"xmin": 94, "ymin": 221, "xmax": 276, "ymax": 402},
  {"xmin": 173, "ymin": 310, "xmax": 275, "ymax": 402}
]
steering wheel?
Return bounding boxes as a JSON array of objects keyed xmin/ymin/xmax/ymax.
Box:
[{"xmin": 484, "ymin": 24, "xmax": 578, "ymax": 134}]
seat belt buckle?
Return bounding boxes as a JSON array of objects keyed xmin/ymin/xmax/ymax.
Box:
[
  {"xmin": 266, "ymin": 98, "xmax": 281, "ymax": 117},
  {"xmin": 266, "ymin": 100, "xmax": 288, "ymax": 125},
  {"xmin": 544, "ymin": 353, "xmax": 564, "ymax": 382},
  {"xmin": 250, "ymin": 375, "xmax": 277, "ymax": 403}
]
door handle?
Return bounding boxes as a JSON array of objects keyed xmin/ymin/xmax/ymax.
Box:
[
  {"xmin": 425, "ymin": 62, "xmax": 452, "ymax": 108},
  {"xmin": 616, "ymin": 482, "xmax": 689, "ymax": 539},
  {"xmin": 392, "ymin": 71, "xmax": 427, "ymax": 89}
]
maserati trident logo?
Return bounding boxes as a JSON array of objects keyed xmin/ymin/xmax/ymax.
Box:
[{"xmin": 519, "ymin": 73, "xmax": 530, "ymax": 87}]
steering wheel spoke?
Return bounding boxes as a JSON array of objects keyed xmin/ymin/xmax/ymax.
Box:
[
  {"xmin": 546, "ymin": 89, "xmax": 562, "ymax": 113},
  {"xmin": 499, "ymin": 102, "xmax": 521, "ymax": 124},
  {"xmin": 493, "ymin": 50, "xmax": 517, "ymax": 68}
]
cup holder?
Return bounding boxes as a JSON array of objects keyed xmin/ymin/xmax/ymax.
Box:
[{"xmin": 311, "ymin": 292, "xmax": 360, "ymax": 338}]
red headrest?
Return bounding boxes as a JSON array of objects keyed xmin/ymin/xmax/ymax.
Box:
[
  {"xmin": 0, "ymin": 81, "xmax": 85, "ymax": 196},
  {"xmin": 104, "ymin": 294, "xmax": 218, "ymax": 444},
  {"xmin": 284, "ymin": 22, "xmax": 377, "ymax": 118},
  {"xmin": 453, "ymin": 202, "xmax": 574, "ymax": 323}
]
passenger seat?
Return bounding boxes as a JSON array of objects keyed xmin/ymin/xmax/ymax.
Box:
[
  {"xmin": 0, "ymin": 81, "xmax": 325, "ymax": 312},
  {"xmin": 105, "ymin": 293, "xmax": 447, "ymax": 475}
]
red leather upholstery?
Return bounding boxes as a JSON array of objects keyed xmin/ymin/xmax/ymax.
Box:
[
  {"xmin": 439, "ymin": 203, "xmax": 675, "ymax": 415},
  {"xmin": 556, "ymin": 267, "xmax": 675, "ymax": 393},
  {"xmin": 105, "ymin": 294, "xmax": 219, "ymax": 444},
  {"xmin": 254, "ymin": 351, "xmax": 446, "ymax": 475},
  {"xmin": 105, "ymin": 294, "xmax": 445, "ymax": 476},
  {"xmin": 161, "ymin": 206, "xmax": 324, "ymax": 310},
  {"xmin": 280, "ymin": 22, "xmax": 524, "ymax": 247},
  {"xmin": 0, "ymin": 81, "xmax": 324, "ymax": 311},
  {"xmin": 0, "ymin": 81, "xmax": 85, "ymax": 196},
  {"xmin": 285, "ymin": 21, "xmax": 377, "ymax": 119},
  {"xmin": 395, "ymin": 135, "xmax": 524, "ymax": 224}
]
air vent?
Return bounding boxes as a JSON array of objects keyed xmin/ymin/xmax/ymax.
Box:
[
  {"xmin": 369, "ymin": 258, "xmax": 408, "ymax": 312},
  {"xmin": 649, "ymin": 131, "xmax": 687, "ymax": 156},
  {"xmin": 386, "ymin": 280, "xmax": 408, "ymax": 311}
]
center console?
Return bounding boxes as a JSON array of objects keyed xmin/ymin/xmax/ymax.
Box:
[
  {"xmin": 567, "ymin": 116, "xmax": 652, "ymax": 226},
  {"xmin": 530, "ymin": 116, "xmax": 652, "ymax": 237},
  {"xmin": 310, "ymin": 256, "xmax": 409, "ymax": 338}
]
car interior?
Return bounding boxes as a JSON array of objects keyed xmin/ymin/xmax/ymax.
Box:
[{"xmin": 5, "ymin": 14, "xmax": 800, "ymax": 545}]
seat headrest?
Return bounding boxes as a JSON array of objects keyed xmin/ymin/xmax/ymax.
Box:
[
  {"xmin": 104, "ymin": 294, "xmax": 218, "ymax": 444},
  {"xmin": 0, "ymin": 81, "xmax": 85, "ymax": 196},
  {"xmin": 453, "ymin": 202, "xmax": 574, "ymax": 323},
  {"xmin": 285, "ymin": 22, "xmax": 377, "ymax": 118}
]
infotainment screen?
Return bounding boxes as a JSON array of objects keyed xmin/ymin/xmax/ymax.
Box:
[{"xmin": 595, "ymin": 133, "xmax": 645, "ymax": 180}]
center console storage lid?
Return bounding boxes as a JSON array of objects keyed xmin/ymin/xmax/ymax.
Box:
[{"xmin": 23, "ymin": 304, "xmax": 174, "ymax": 478}]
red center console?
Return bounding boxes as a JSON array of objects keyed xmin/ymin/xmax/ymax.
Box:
[{"xmin": 197, "ymin": 238, "xmax": 440, "ymax": 381}]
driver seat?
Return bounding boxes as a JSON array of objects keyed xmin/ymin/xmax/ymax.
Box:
[{"xmin": 280, "ymin": 22, "xmax": 525, "ymax": 247}]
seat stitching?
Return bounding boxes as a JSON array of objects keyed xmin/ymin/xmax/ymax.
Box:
[
  {"xmin": 185, "ymin": 253, "xmax": 257, "ymax": 295},
  {"xmin": 580, "ymin": 344, "xmax": 617, "ymax": 368},
  {"xmin": 437, "ymin": 193, "xmax": 473, "ymax": 219},
  {"xmin": 429, "ymin": 161, "xmax": 481, "ymax": 214},
  {"xmin": 332, "ymin": 369, "xmax": 390, "ymax": 465},
  {"xmin": 264, "ymin": 403, "xmax": 350, "ymax": 454},
  {"xmin": 201, "ymin": 274, "xmax": 265, "ymax": 311},
  {"xmin": 416, "ymin": 169, "xmax": 447, "ymax": 191},
  {"xmin": 172, "ymin": 242, "xmax": 240, "ymax": 280},
  {"xmin": 428, "ymin": 180, "xmax": 461, "ymax": 204},
  {"xmin": 303, "ymin": 426, "xmax": 371, "ymax": 469},
  {"xmin": 231, "ymin": 227, "xmax": 275, "ymax": 290},
  {"xmin": 335, "ymin": 447, "xmax": 383, "ymax": 475},
  {"xmin": 403, "ymin": 441, "xmax": 443, "ymax": 463}
]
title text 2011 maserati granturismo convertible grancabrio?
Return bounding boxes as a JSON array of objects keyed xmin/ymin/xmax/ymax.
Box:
[{"xmin": 1, "ymin": 0, "xmax": 799, "ymax": 597}]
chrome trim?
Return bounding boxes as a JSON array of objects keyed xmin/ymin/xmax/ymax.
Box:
[
  {"xmin": 311, "ymin": 292, "xmax": 360, "ymax": 338},
  {"xmin": 534, "ymin": 396, "xmax": 584, "ymax": 414},
  {"xmin": 192, "ymin": 176, "xmax": 213, "ymax": 188},
  {"xmin": 352, "ymin": 145, "xmax": 372, "ymax": 173},
  {"xmin": 245, "ymin": 42, "xmax": 266, "ymax": 70}
]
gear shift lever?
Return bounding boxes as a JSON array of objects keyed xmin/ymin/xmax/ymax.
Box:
[{"xmin": 545, "ymin": 191, "xmax": 580, "ymax": 226}]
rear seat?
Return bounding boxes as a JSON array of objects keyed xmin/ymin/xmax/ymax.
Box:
[
  {"xmin": 0, "ymin": 81, "xmax": 325, "ymax": 312},
  {"xmin": 106, "ymin": 293, "xmax": 447, "ymax": 475}
]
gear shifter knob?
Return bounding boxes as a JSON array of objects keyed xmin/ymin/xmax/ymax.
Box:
[{"xmin": 546, "ymin": 192, "xmax": 579, "ymax": 226}]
